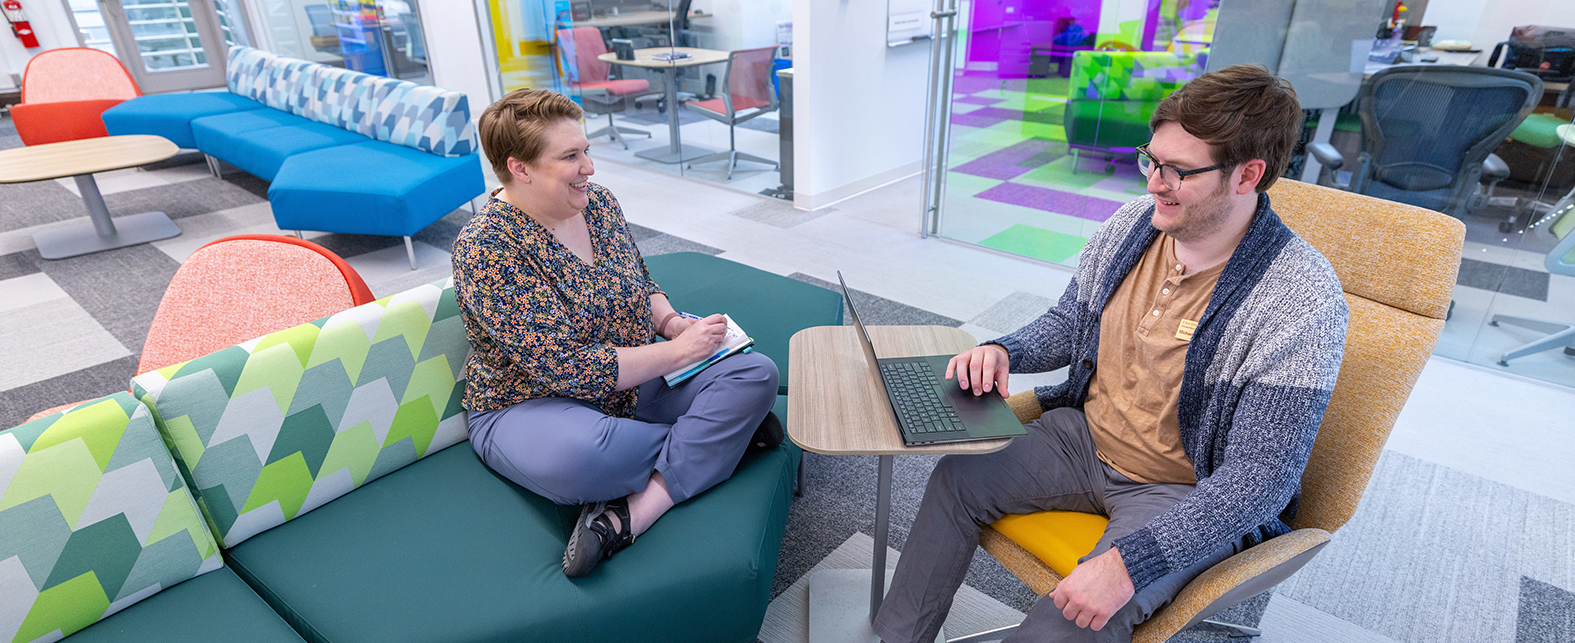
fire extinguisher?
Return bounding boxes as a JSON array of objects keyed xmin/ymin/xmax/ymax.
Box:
[{"xmin": 2, "ymin": 0, "xmax": 40, "ymax": 49}]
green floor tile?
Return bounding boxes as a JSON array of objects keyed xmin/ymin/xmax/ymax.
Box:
[
  {"xmin": 979, "ymin": 224, "xmax": 1089, "ymax": 264},
  {"xmin": 1019, "ymin": 156, "xmax": 1104, "ymax": 189}
]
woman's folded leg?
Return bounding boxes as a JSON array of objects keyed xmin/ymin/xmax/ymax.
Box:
[
  {"xmin": 632, "ymin": 351, "xmax": 780, "ymax": 503},
  {"xmin": 467, "ymin": 397, "xmax": 671, "ymax": 505}
]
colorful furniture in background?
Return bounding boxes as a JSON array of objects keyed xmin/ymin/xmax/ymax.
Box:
[
  {"xmin": 683, "ymin": 45, "xmax": 780, "ymax": 180},
  {"xmin": 1306, "ymin": 65, "xmax": 1541, "ymax": 228},
  {"xmin": 9, "ymin": 47, "xmax": 140, "ymax": 146},
  {"xmin": 1063, "ymin": 50, "xmax": 1199, "ymax": 171},
  {"xmin": 103, "ymin": 47, "xmax": 486, "ymax": 269},
  {"xmin": 26, "ymin": 234, "xmax": 374, "ymax": 422},
  {"xmin": 0, "ymin": 393, "xmax": 306, "ymax": 643},
  {"xmin": 973, "ymin": 179, "xmax": 1464, "ymax": 642},
  {"xmin": 557, "ymin": 26, "xmax": 652, "ymax": 149}
]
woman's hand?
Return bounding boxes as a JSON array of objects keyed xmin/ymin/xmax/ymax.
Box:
[
  {"xmin": 945, "ymin": 344, "xmax": 1010, "ymax": 398},
  {"xmin": 670, "ymin": 314, "xmax": 727, "ymax": 364}
]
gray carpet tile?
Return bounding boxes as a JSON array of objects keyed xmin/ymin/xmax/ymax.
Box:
[
  {"xmin": 219, "ymin": 170, "xmax": 273, "ymax": 201},
  {"xmin": 32, "ymin": 243, "xmax": 181, "ymax": 352},
  {"xmin": 635, "ymin": 232, "xmax": 724, "ymax": 257},
  {"xmin": 730, "ymin": 199, "xmax": 829, "ymax": 229},
  {"xmin": 0, "ymin": 120, "xmax": 20, "ymax": 150},
  {"xmin": 308, "ymin": 232, "xmax": 409, "ymax": 259},
  {"xmin": 0, "ymin": 179, "xmax": 90, "ymax": 229},
  {"xmin": 627, "ymin": 222, "xmax": 665, "ymax": 243},
  {"xmin": 1277, "ymin": 450, "xmax": 1575, "ymax": 643},
  {"xmin": 787, "ymin": 273, "xmax": 965, "ymax": 328},
  {"xmin": 1458, "ymin": 257, "xmax": 1551, "ymax": 301},
  {"xmin": 1518, "ymin": 577, "xmax": 1575, "ymax": 643},
  {"xmin": 0, "ymin": 354, "xmax": 139, "ymax": 428},
  {"xmin": 970, "ymin": 291, "xmax": 1055, "ymax": 334},
  {"xmin": 0, "ymin": 250, "xmax": 40, "ymax": 281},
  {"xmin": 107, "ymin": 176, "xmax": 270, "ymax": 221}
]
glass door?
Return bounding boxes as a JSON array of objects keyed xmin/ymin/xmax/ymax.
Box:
[{"xmin": 95, "ymin": 0, "xmax": 231, "ymax": 92}]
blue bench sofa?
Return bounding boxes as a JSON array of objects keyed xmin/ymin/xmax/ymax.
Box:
[
  {"xmin": 103, "ymin": 47, "xmax": 485, "ymax": 269},
  {"xmin": 1, "ymin": 252, "xmax": 843, "ymax": 643}
]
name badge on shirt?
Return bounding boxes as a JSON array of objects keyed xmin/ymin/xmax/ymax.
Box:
[{"xmin": 1175, "ymin": 318, "xmax": 1198, "ymax": 341}]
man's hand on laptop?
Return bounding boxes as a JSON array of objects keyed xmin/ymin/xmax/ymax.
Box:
[
  {"xmin": 1049, "ymin": 546, "xmax": 1135, "ymax": 631},
  {"xmin": 945, "ymin": 344, "xmax": 1010, "ymax": 398}
]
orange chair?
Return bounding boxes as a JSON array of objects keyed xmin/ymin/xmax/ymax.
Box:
[
  {"xmin": 557, "ymin": 26, "xmax": 652, "ymax": 149},
  {"xmin": 10, "ymin": 47, "xmax": 142, "ymax": 146},
  {"xmin": 28, "ymin": 234, "xmax": 374, "ymax": 421}
]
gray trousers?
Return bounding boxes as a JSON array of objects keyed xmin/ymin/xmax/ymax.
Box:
[
  {"xmin": 467, "ymin": 352, "xmax": 778, "ymax": 505},
  {"xmin": 873, "ymin": 408, "xmax": 1246, "ymax": 643}
]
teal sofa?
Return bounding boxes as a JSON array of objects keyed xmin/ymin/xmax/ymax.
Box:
[
  {"xmin": 1, "ymin": 252, "xmax": 842, "ymax": 643},
  {"xmin": 102, "ymin": 47, "xmax": 485, "ymax": 268}
]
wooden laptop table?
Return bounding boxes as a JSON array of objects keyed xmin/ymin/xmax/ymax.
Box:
[
  {"xmin": 0, "ymin": 135, "xmax": 181, "ymax": 259},
  {"xmin": 789, "ymin": 325, "xmax": 1015, "ymax": 643}
]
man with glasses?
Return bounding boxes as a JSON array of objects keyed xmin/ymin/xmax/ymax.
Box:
[{"xmin": 874, "ymin": 65, "xmax": 1349, "ymax": 642}]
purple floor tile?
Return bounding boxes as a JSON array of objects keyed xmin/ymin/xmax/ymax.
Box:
[
  {"xmin": 951, "ymin": 73, "xmax": 1000, "ymax": 95},
  {"xmin": 974, "ymin": 182, "xmax": 1128, "ymax": 222},
  {"xmin": 951, "ymin": 112, "xmax": 1008, "ymax": 128},
  {"xmin": 954, "ymin": 95, "xmax": 1003, "ymax": 105},
  {"xmin": 954, "ymin": 139, "xmax": 1056, "ymax": 180}
]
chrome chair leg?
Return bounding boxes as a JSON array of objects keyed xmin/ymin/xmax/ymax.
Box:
[
  {"xmin": 1200, "ymin": 619, "xmax": 1262, "ymax": 638},
  {"xmin": 404, "ymin": 236, "xmax": 417, "ymax": 271}
]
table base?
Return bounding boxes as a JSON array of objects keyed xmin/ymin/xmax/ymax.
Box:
[
  {"xmin": 634, "ymin": 143, "xmax": 718, "ymax": 164},
  {"xmin": 34, "ymin": 211, "xmax": 182, "ymax": 259},
  {"xmin": 808, "ymin": 569, "xmax": 945, "ymax": 643}
]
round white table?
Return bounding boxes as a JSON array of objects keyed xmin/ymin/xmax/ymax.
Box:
[{"xmin": 0, "ymin": 135, "xmax": 182, "ymax": 259}]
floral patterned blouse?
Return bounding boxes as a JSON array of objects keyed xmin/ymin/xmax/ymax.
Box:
[{"xmin": 452, "ymin": 184, "xmax": 660, "ymax": 416}]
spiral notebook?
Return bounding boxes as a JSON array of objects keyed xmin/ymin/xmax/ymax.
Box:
[{"xmin": 663, "ymin": 314, "xmax": 754, "ymax": 386}]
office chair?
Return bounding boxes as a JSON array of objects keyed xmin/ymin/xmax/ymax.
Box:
[
  {"xmin": 682, "ymin": 46, "xmax": 779, "ymax": 179},
  {"xmin": 9, "ymin": 47, "xmax": 140, "ymax": 146},
  {"xmin": 556, "ymin": 26, "xmax": 653, "ymax": 149},
  {"xmin": 1489, "ymin": 194, "xmax": 1575, "ymax": 365},
  {"xmin": 960, "ymin": 179, "xmax": 1464, "ymax": 643},
  {"xmin": 632, "ymin": 0, "xmax": 699, "ymax": 113},
  {"xmin": 1306, "ymin": 65, "xmax": 1541, "ymax": 231},
  {"xmin": 27, "ymin": 235, "xmax": 374, "ymax": 422}
]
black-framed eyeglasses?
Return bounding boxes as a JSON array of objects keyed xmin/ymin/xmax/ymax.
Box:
[{"xmin": 1136, "ymin": 144, "xmax": 1225, "ymax": 191}]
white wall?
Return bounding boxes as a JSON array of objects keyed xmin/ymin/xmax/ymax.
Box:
[
  {"xmin": 1426, "ymin": 0, "xmax": 1569, "ymax": 57},
  {"xmin": 793, "ymin": 0, "xmax": 931, "ymax": 210},
  {"xmin": 691, "ymin": 0, "xmax": 792, "ymax": 53},
  {"xmin": 0, "ymin": 0, "xmax": 85, "ymax": 87}
]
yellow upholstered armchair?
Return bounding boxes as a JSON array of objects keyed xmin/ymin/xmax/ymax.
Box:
[{"xmin": 959, "ymin": 179, "xmax": 1465, "ymax": 643}]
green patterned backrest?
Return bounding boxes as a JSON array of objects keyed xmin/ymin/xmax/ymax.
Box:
[
  {"xmin": 1, "ymin": 393, "xmax": 223, "ymax": 642},
  {"xmin": 131, "ymin": 278, "xmax": 470, "ymax": 548},
  {"xmin": 1069, "ymin": 51, "xmax": 1197, "ymax": 101}
]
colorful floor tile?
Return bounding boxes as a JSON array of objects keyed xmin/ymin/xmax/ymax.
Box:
[
  {"xmin": 973, "ymin": 182, "xmax": 1127, "ymax": 222},
  {"xmin": 979, "ymin": 224, "xmax": 1089, "ymax": 264}
]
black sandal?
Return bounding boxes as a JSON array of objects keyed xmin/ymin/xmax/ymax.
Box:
[
  {"xmin": 562, "ymin": 497, "xmax": 635, "ymax": 578},
  {"xmin": 751, "ymin": 411, "xmax": 784, "ymax": 451}
]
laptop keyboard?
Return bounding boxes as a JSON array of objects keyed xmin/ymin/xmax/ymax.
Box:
[{"xmin": 879, "ymin": 361, "xmax": 962, "ymax": 434}]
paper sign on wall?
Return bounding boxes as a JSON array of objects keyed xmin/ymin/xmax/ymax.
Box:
[{"xmin": 888, "ymin": 0, "xmax": 933, "ymax": 47}]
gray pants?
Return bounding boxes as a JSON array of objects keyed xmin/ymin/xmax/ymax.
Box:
[
  {"xmin": 873, "ymin": 407, "xmax": 1246, "ymax": 643},
  {"xmin": 467, "ymin": 352, "xmax": 778, "ymax": 505}
]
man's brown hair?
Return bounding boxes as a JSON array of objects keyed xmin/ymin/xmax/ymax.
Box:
[
  {"xmin": 478, "ymin": 89, "xmax": 584, "ymax": 184},
  {"xmin": 1149, "ymin": 64, "xmax": 1302, "ymax": 193}
]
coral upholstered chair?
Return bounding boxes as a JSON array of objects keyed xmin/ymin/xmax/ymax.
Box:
[
  {"xmin": 557, "ymin": 26, "xmax": 652, "ymax": 149},
  {"xmin": 10, "ymin": 47, "xmax": 142, "ymax": 146},
  {"xmin": 682, "ymin": 46, "xmax": 779, "ymax": 180},
  {"xmin": 958, "ymin": 180, "xmax": 1465, "ymax": 643},
  {"xmin": 27, "ymin": 234, "xmax": 373, "ymax": 421}
]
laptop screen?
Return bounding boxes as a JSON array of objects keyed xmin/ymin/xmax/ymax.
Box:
[{"xmin": 836, "ymin": 271, "xmax": 883, "ymax": 371}]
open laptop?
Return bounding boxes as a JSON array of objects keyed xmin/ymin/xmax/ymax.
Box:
[{"xmin": 837, "ymin": 272, "xmax": 1026, "ymax": 446}]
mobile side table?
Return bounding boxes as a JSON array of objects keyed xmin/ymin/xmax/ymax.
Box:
[
  {"xmin": 0, "ymin": 135, "xmax": 181, "ymax": 259},
  {"xmin": 596, "ymin": 47, "xmax": 730, "ymax": 163},
  {"xmin": 788, "ymin": 325, "xmax": 1015, "ymax": 643}
]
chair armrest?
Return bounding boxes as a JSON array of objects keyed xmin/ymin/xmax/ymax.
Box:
[
  {"xmin": 1482, "ymin": 153, "xmax": 1509, "ymax": 180},
  {"xmin": 1307, "ymin": 142, "xmax": 1343, "ymax": 170},
  {"xmin": 1007, "ymin": 390, "xmax": 1042, "ymax": 424},
  {"xmin": 1132, "ymin": 528, "xmax": 1331, "ymax": 643}
]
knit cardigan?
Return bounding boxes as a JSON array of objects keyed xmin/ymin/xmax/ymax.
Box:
[{"xmin": 989, "ymin": 192, "xmax": 1349, "ymax": 592}]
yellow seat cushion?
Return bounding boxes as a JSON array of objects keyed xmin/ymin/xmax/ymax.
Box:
[{"xmin": 990, "ymin": 511, "xmax": 1110, "ymax": 577}]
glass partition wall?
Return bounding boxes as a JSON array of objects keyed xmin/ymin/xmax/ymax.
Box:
[
  {"xmin": 921, "ymin": 0, "xmax": 1575, "ymax": 389},
  {"xmin": 253, "ymin": 0, "xmax": 432, "ymax": 83},
  {"xmin": 484, "ymin": 0, "xmax": 794, "ymax": 196}
]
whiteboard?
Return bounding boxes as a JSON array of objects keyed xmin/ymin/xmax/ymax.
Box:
[{"xmin": 888, "ymin": 0, "xmax": 933, "ymax": 47}]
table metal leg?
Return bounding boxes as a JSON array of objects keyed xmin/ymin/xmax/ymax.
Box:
[
  {"xmin": 32, "ymin": 173, "xmax": 182, "ymax": 260},
  {"xmin": 871, "ymin": 454, "xmax": 893, "ymax": 622},
  {"xmin": 634, "ymin": 67, "xmax": 715, "ymax": 164}
]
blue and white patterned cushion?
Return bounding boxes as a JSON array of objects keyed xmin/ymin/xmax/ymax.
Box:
[
  {"xmin": 351, "ymin": 77, "xmax": 409, "ymax": 138},
  {"xmin": 265, "ymin": 59, "xmax": 317, "ymax": 117},
  {"xmin": 308, "ymin": 66, "xmax": 379, "ymax": 130},
  {"xmin": 369, "ymin": 84, "xmax": 477, "ymax": 158},
  {"xmin": 226, "ymin": 46, "xmax": 275, "ymax": 102}
]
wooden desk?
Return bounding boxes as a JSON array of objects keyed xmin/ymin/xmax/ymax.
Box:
[
  {"xmin": 597, "ymin": 47, "xmax": 729, "ymax": 163},
  {"xmin": 0, "ymin": 135, "xmax": 182, "ymax": 259},
  {"xmin": 788, "ymin": 325, "xmax": 1013, "ymax": 642},
  {"xmin": 558, "ymin": 10, "xmax": 710, "ymax": 28}
]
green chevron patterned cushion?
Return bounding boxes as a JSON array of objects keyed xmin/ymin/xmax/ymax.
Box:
[
  {"xmin": 1, "ymin": 392, "xmax": 224, "ymax": 643},
  {"xmin": 132, "ymin": 278, "xmax": 470, "ymax": 549}
]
